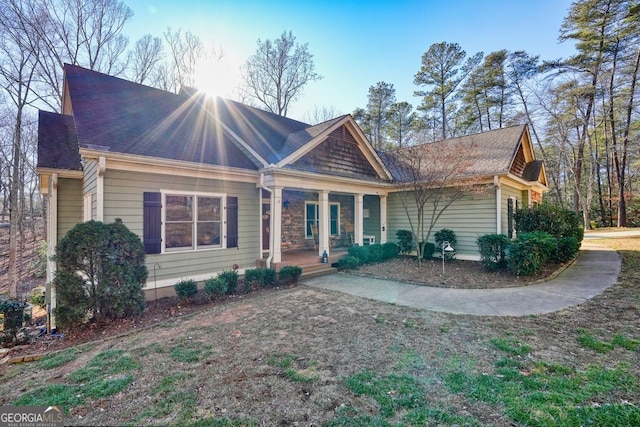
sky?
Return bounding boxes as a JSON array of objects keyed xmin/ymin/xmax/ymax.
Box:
[{"xmin": 125, "ymin": 0, "xmax": 577, "ymax": 122}]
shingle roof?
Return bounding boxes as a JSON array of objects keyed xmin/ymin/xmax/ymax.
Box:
[
  {"xmin": 37, "ymin": 110, "xmax": 82, "ymax": 170},
  {"xmin": 61, "ymin": 64, "xmax": 313, "ymax": 169},
  {"xmin": 384, "ymin": 125, "xmax": 528, "ymax": 182}
]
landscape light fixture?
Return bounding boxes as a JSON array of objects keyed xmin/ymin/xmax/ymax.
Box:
[{"xmin": 442, "ymin": 241, "xmax": 454, "ymax": 275}]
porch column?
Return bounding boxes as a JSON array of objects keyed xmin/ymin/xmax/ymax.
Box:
[
  {"xmin": 380, "ymin": 194, "xmax": 388, "ymax": 243},
  {"xmin": 271, "ymin": 187, "xmax": 283, "ymax": 263},
  {"xmin": 354, "ymin": 193, "xmax": 364, "ymax": 246},
  {"xmin": 318, "ymin": 190, "xmax": 330, "ymax": 255}
]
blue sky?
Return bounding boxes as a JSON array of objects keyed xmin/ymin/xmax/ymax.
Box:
[{"xmin": 125, "ymin": 0, "xmax": 576, "ymax": 121}]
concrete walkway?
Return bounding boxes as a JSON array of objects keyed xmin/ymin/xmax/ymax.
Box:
[{"xmin": 301, "ymin": 242, "xmax": 621, "ymax": 316}]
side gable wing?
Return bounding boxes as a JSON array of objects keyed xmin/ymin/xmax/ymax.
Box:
[{"xmin": 508, "ymin": 125, "xmax": 548, "ymax": 186}]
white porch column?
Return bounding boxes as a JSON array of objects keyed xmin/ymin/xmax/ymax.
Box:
[
  {"xmin": 380, "ymin": 194, "xmax": 388, "ymax": 243},
  {"xmin": 354, "ymin": 193, "xmax": 364, "ymax": 246},
  {"xmin": 271, "ymin": 187, "xmax": 283, "ymax": 263},
  {"xmin": 97, "ymin": 156, "xmax": 106, "ymax": 221},
  {"xmin": 318, "ymin": 190, "xmax": 330, "ymax": 255},
  {"xmin": 47, "ymin": 174, "xmax": 58, "ymax": 332}
]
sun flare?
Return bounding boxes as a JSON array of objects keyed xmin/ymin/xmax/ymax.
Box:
[{"xmin": 194, "ymin": 56, "xmax": 241, "ymax": 99}]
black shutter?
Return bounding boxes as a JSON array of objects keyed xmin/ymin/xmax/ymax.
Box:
[
  {"xmin": 143, "ymin": 192, "xmax": 162, "ymax": 254},
  {"xmin": 507, "ymin": 198, "xmax": 514, "ymax": 239},
  {"xmin": 227, "ymin": 196, "xmax": 238, "ymax": 248}
]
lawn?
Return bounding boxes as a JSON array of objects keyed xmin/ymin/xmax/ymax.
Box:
[{"xmin": 0, "ymin": 235, "xmax": 638, "ymax": 426}]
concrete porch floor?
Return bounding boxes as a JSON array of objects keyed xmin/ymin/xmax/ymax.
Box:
[{"xmin": 257, "ymin": 248, "xmax": 347, "ymax": 277}]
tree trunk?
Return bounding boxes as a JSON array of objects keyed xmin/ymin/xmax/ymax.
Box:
[{"xmin": 8, "ymin": 109, "xmax": 22, "ymax": 298}]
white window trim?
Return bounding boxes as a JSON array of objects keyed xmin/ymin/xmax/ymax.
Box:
[
  {"xmin": 161, "ymin": 190, "xmax": 226, "ymax": 253},
  {"xmin": 305, "ymin": 201, "xmax": 340, "ymax": 238}
]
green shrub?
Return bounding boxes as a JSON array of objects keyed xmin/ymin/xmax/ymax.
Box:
[
  {"xmin": 435, "ymin": 228, "xmax": 457, "ymax": 259},
  {"xmin": 477, "ymin": 234, "xmax": 510, "ymax": 271},
  {"xmin": 396, "ymin": 229, "xmax": 413, "ymax": 254},
  {"xmin": 506, "ymin": 232, "xmax": 556, "ymax": 276},
  {"xmin": 337, "ymin": 256, "xmax": 361, "ymax": 270},
  {"xmin": 507, "ymin": 237, "xmax": 543, "ymax": 276},
  {"xmin": 515, "ymin": 204, "xmax": 584, "ymax": 243},
  {"xmin": 366, "ymin": 244, "xmax": 383, "ymax": 263},
  {"xmin": 420, "ymin": 242, "xmax": 436, "ymax": 259},
  {"xmin": 31, "ymin": 288, "xmax": 46, "ymax": 309},
  {"xmin": 381, "ymin": 242, "xmax": 398, "ymax": 260},
  {"xmin": 174, "ymin": 279, "xmax": 198, "ymax": 302},
  {"xmin": 554, "ymin": 236, "xmax": 580, "ymax": 263},
  {"xmin": 243, "ymin": 268, "xmax": 276, "ymax": 291},
  {"xmin": 203, "ymin": 277, "xmax": 227, "ymax": 300},
  {"xmin": 348, "ymin": 245, "xmax": 370, "ymax": 264},
  {"xmin": 279, "ymin": 265, "xmax": 303, "ymax": 286},
  {"xmin": 520, "ymin": 231, "xmax": 557, "ymax": 263},
  {"xmin": 218, "ymin": 270, "xmax": 239, "ymax": 294},
  {"xmin": 53, "ymin": 219, "xmax": 147, "ymax": 330}
]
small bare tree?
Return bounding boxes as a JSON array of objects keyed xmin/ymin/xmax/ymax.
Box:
[
  {"xmin": 241, "ymin": 30, "xmax": 322, "ymax": 116},
  {"xmin": 385, "ymin": 136, "xmax": 485, "ymax": 264}
]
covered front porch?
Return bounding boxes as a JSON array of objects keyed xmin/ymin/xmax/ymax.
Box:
[{"xmin": 257, "ymin": 168, "xmax": 391, "ymax": 269}]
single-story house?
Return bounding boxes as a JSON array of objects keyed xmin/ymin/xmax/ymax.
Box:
[{"xmin": 37, "ymin": 64, "xmax": 547, "ymax": 307}]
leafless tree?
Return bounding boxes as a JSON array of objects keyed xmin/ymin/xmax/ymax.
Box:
[
  {"xmin": 241, "ymin": 31, "xmax": 322, "ymax": 116},
  {"xmin": 157, "ymin": 27, "xmax": 223, "ymax": 93},
  {"xmin": 303, "ymin": 105, "xmax": 341, "ymax": 125},
  {"xmin": 127, "ymin": 34, "xmax": 164, "ymax": 85},
  {"xmin": 384, "ymin": 137, "xmax": 485, "ymax": 264}
]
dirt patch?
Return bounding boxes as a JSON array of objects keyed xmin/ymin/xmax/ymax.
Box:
[{"xmin": 350, "ymin": 255, "xmax": 564, "ymax": 288}]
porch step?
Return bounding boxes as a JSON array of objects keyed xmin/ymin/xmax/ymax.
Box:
[{"xmin": 300, "ymin": 263, "xmax": 337, "ymax": 279}]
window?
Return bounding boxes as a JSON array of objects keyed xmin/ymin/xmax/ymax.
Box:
[
  {"xmin": 305, "ymin": 202, "xmax": 340, "ymax": 238},
  {"xmin": 143, "ymin": 192, "xmax": 238, "ymax": 254},
  {"xmin": 165, "ymin": 193, "xmax": 223, "ymax": 251}
]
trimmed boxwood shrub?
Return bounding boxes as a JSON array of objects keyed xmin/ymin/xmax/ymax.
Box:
[
  {"xmin": 279, "ymin": 265, "xmax": 303, "ymax": 286},
  {"xmin": 348, "ymin": 245, "xmax": 369, "ymax": 265},
  {"xmin": 53, "ymin": 219, "xmax": 147, "ymax": 330},
  {"xmin": 507, "ymin": 232, "xmax": 557, "ymax": 276},
  {"xmin": 435, "ymin": 229, "xmax": 457, "ymax": 260},
  {"xmin": 477, "ymin": 234, "xmax": 510, "ymax": 271},
  {"xmin": 244, "ymin": 268, "xmax": 276, "ymax": 291},
  {"xmin": 175, "ymin": 279, "xmax": 198, "ymax": 302},
  {"xmin": 204, "ymin": 277, "xmax": 227, "ymax": 300},
  {"xmin": 381, "ymin": 242, "xmax": 399, "ymax": 260},
  {"xmin": 218, "ymin": 270, "xmax": 239, "ymax": 294},
  {"xmin": 337, "ymin": 256, "xmax": 360, "ymax": 270},
  {"xmin": 366, "ymin": 244, "xmax": 383, "ymax": 263},
  {"xmin": 396, "ymin": 229, "xmax": 413, "ymax": 254},
  {"xmin": 515, "ymin": 204, "xmax": 584, "ymax": 243},
  {"xmin": 554, "ymin": 236, "xmax": 580, "ymax": 263},
  {"xmin": 420, "ymin": 242, "xmax": 436, "ymax": 259}
]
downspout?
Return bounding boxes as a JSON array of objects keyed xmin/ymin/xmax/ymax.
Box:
[
  {"xmin": 494, "ymin": 175, "xmax": 501, "ymax": 234},
  {"xmin": 258, "ymin": 173, "xmax": 274, "ymax": 268}
]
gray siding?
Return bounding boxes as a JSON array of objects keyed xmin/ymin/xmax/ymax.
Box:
[
  {"xmin": 83, "ymin": 159, "xmax": 98, "ymax": 219},
  {"xmin": 57, "ymin": 178, "xmax": 83, "ymax": 243},
  {"xmin": 387, "ymin": 189, "xmax": 497, "ymax": 258},
  {"xmin": 103, "ymin": 169, "xmax": 260, "ymax": 288}
]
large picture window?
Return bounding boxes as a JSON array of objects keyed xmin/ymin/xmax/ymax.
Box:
[
  {"xmin": 165, "ymin": 193, "xmax": 223, "ymax": 251},
  {"xmin": 305, "ymin": 202, "xmax": 340, "ymax": 238}
]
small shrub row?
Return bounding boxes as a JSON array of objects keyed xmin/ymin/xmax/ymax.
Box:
[
  {"xmin": 338, "ymin": 243, "xmax": 399, "ymax": 270},
  {"xmin": 477, "ymin": 232, "xmax": 580, "ymax": 276},
  {"xmin": 179, "ymin": 265, "xmax": 302, "ymax": 302}
]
